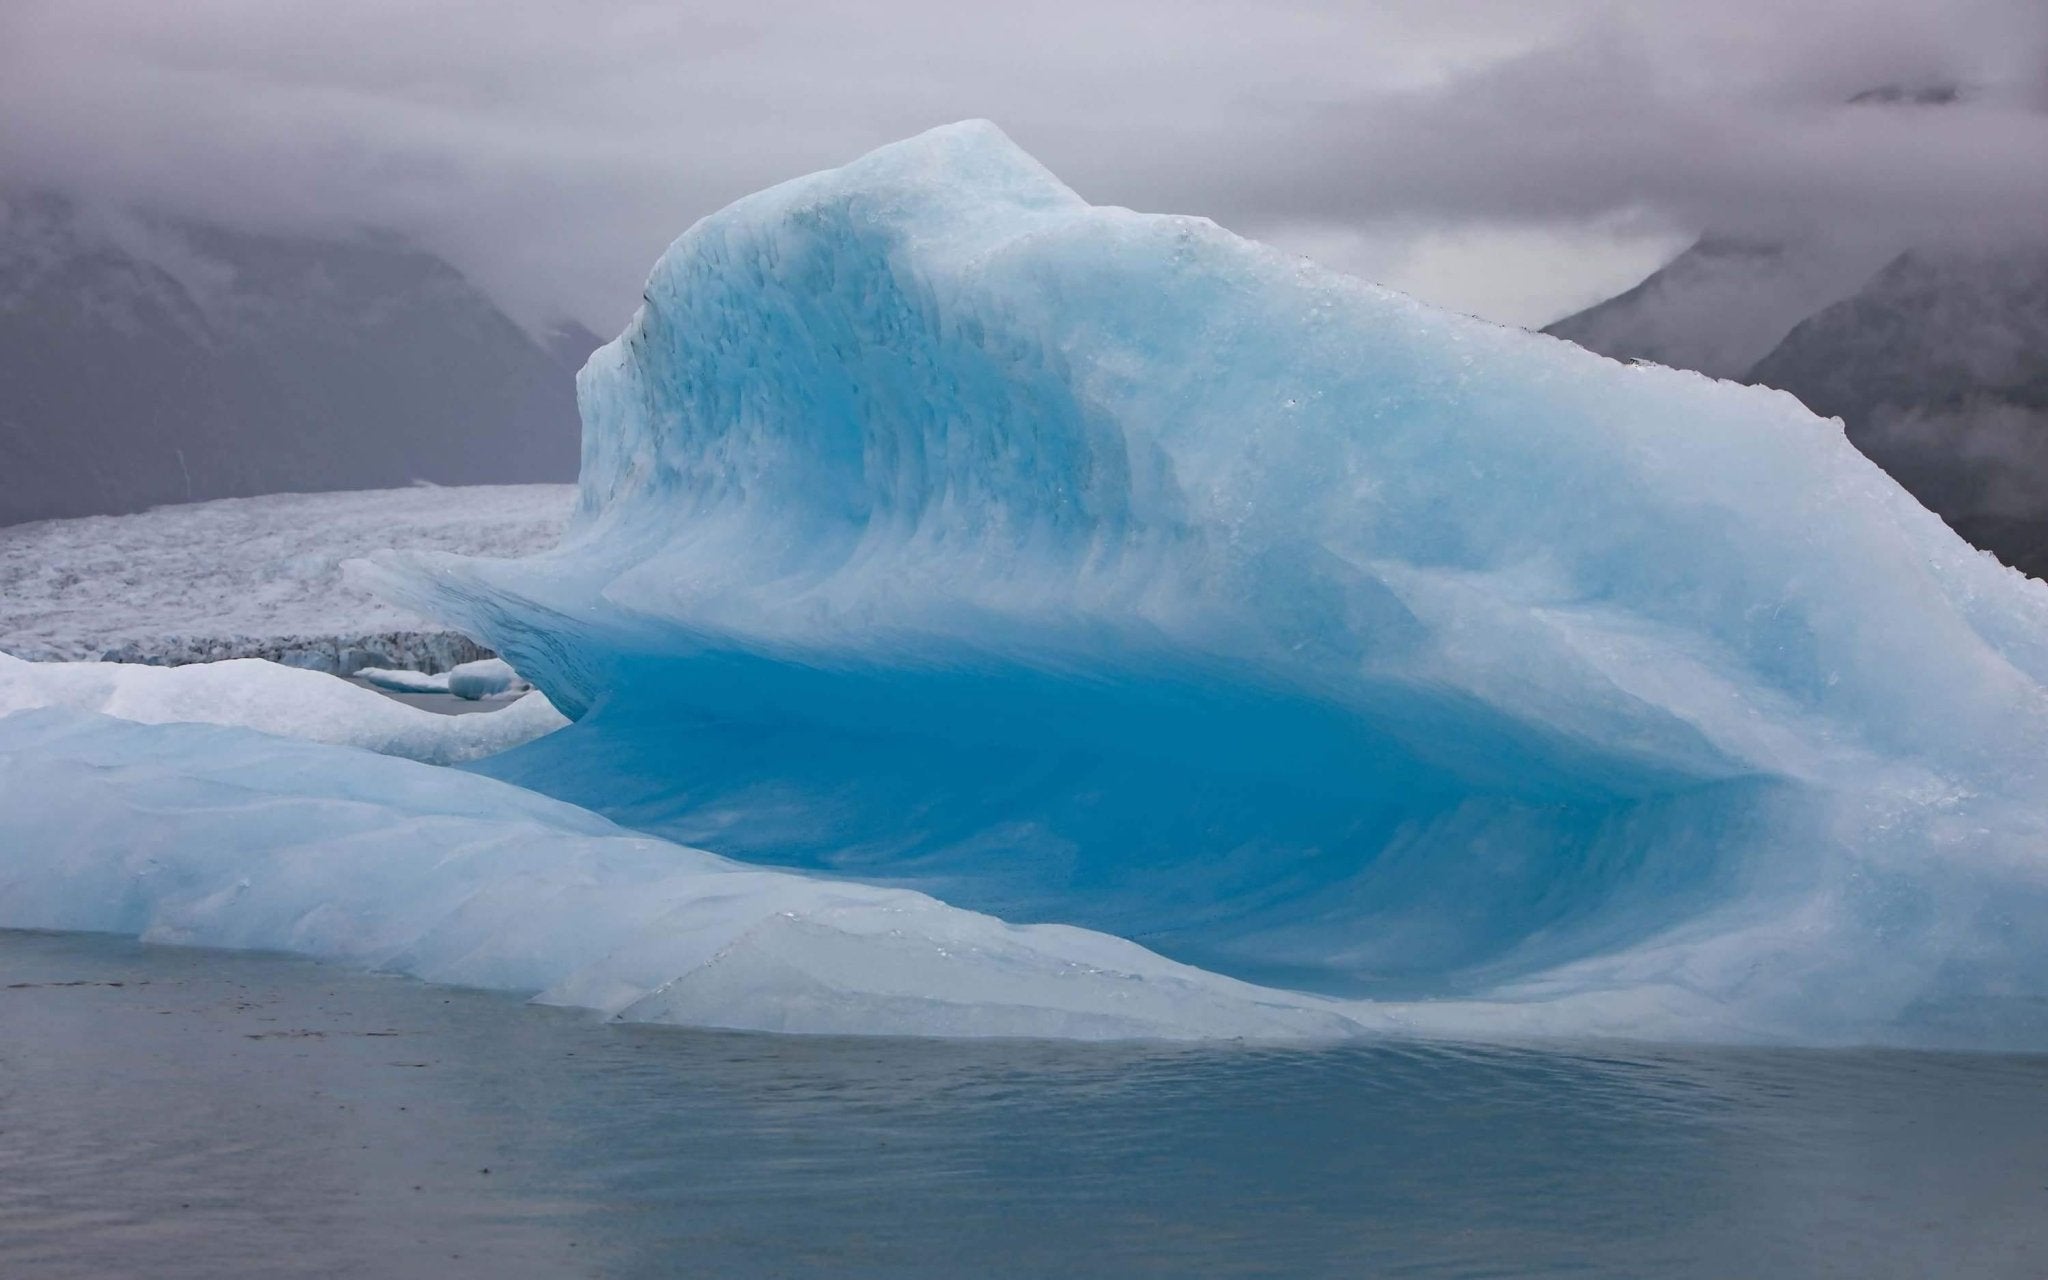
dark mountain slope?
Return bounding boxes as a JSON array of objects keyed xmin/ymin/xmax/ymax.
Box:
[
  {"xmin": 1748, "ymin": 246, "xmax": 2048, "ymax": 574},
  {"xmin": 1543, "ymin": 235, "xmax": 1890, "ymax": 380},
  {"xmin": 0, "ymin": 191, "xmax": 599, "ymax": 525},
  {"xmin": 1542, "ymin": 79, "xmax": 2048, "ymax": 575}
]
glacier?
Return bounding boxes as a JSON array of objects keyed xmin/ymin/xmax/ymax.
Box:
[
  {"xmin": 6, "ymin": 120, "xmax": 2048, "ymax": 1047},
  {"xmin": 0, "ymin": 484, "xmax": 573, "ymax": 669}
]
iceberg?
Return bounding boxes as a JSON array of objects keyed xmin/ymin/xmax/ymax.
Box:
[
  {"xmin": 354, "ymin": 666, "xmax": 451, "ymax": 694},
  {"xmin": 349, "ymin": 121, "xmax": 2048, "ymax": 1048},
  {"xmin": 359, "ymin": 657, "xmax": 529, "ymax": 699},
  {"xmin": 446, "ymin": 657, "xmax": 529, "ymax": 700}
]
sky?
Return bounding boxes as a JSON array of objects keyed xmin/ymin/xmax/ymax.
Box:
[{"xmin": 2, "ymin": 0, "xmax": 2043, "ymax": 333}]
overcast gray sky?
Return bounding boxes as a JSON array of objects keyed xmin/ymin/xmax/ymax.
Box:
[{"xmin": 2, "ymin": 0, "xmax": 2042, "ymax": 332}]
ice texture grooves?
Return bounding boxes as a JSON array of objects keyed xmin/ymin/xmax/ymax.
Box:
[
  {"xmin": 326, "ymin": 120, "xmax": 2044, "ymax": 1046},
  {"xmin": 0, "ymin": 709, "xmax": 1404, "ymax": 1042}
]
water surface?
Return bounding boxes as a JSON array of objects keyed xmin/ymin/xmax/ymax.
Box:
[{"xmin": 2, "ymin": 929, "xmax": 2043, "ymax": 1278}]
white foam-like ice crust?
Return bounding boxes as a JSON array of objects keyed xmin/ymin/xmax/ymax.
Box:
[
  {"xmin": 0, "ymin": 652, "xmax": 566, "ymax": 765},
  {"xmin": 2, "ymin": 484, "xmax": 573, "ymax": 667},
  {"xmin": 0, "ymin": 709, "xmax": 1406, "ymax": 1041}
]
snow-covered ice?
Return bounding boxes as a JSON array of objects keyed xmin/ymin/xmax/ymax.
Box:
[
  {"xmin": 0, "ymin": 484, "xmax": 572, "ymax": 668},
  {"xmin": 0, "ymin": 652, "xmax": 566, "ymax": 765}
]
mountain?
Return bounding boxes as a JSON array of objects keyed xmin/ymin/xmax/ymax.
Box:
[
  {"xmin": 0, "ymin": 190, "xmax": 599, "ymax": 526},
  {"xmin": 1544, "ymin": 80, "xmax": 2048, "ymax": 576},
  {"xmin": 1548, "ymin": 237, "xmax": 2048, "ymax": 575},
  {"xmin": 1542, "ymin": 235, "xmax": 1892, "ymax": 380},
  {"xmin": 1549, "ymin": 237, "xmax": 2048, "ymax": 576},
  {"xmin": 1748, "ymin": 246, "xmax": 2048, "ymax": 573}
]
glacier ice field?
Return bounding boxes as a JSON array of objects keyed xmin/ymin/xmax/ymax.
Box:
[
  {"xmin": 0, "ymin": 483, "xmax": 574, "ymax": 667},
  {"xmin": 8, "ymin": 121, "xmax": 2048, "ymax": 1048}
]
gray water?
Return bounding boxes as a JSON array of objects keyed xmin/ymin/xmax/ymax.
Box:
[{"xmin": 2, "ymin": 929, "xmax": 2044, "ymax": 1279}]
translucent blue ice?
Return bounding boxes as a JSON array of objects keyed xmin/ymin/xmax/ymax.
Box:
[
  {"xmin": 0, "ymin": 707, "xmax": 1410, "ymax": 1041},
  {"xmin": 326, "ymin": 122, "xmax": 2048, "ymax": 1044}
]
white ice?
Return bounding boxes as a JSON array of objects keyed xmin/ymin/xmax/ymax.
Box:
[
  {"xmin": 0, "ymin": 652, "xmax": 566, "ymax": 765},
  {"xmin": 0, "ymin": 484, "xmax": 572, "ymax": 667},
  {"xmin": 355, "ymin": 667, "xmax": 450, "ymax": 694},
  {"xmin": 447, "ymin": 657, "xmax": 528, "ymax": 700}
]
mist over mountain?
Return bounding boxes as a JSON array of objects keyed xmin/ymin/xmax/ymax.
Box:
[
  {"xmin": 0, "ymin": 189, "xmax": 596, "ymax": 527},
  {"xmin": 1545, "ymin": 84, "xmax": 2048, "ymax": 576},
  {"xmin": 1542, "ymin": 235, "xmax": 1896, "ymax": 381},
  {"xmin": 1550, "ymin": 237, "xmax": 2048, "ymax": 575},
  {"xmin": 1750, "ymin": 245, "xmax": 2048, "ymax": 572}
]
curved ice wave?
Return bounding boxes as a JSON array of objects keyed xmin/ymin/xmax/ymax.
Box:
[
  {"xmin": 363, "ymin": 122, "xmax": 2048, "ymax": 1046},
  {"xmin": 0, "ymin": 709, "xmax": 1383, "ymax": 1041}
]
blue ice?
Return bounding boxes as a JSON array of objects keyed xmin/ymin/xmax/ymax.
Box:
[{"xmin": 358, "ymin": 122, "xmax": 2048, "ymax": 1045}]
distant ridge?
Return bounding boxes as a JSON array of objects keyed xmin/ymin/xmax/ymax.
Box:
[
  {"xmin": 1543, "ymin": 235, "xmax": 1891, "ymax": 380},
  {"xmin": 1544, "ymin": 82, "xmax": 2048, "ymax": 576},
  {"xmin": 0, "ymin": 190, "xmax": 601, "ymax": 526},
  {"xmin": 1548, "ymin": 241, "xmax": 2048, "ymax": 575},
  {"xmin": 1749, "ymin": 246, "xmax": 2048, "ymax": 574}
]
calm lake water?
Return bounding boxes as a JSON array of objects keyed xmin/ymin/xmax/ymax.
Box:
[{"xmin": 2, "ymin": 928, "xmax": 2044, "ymax": 1279}]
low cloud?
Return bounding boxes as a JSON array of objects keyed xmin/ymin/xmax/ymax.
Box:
[{"xmin": 2, "ymin": 0, "xmax": 2041, "ymax": 330}]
